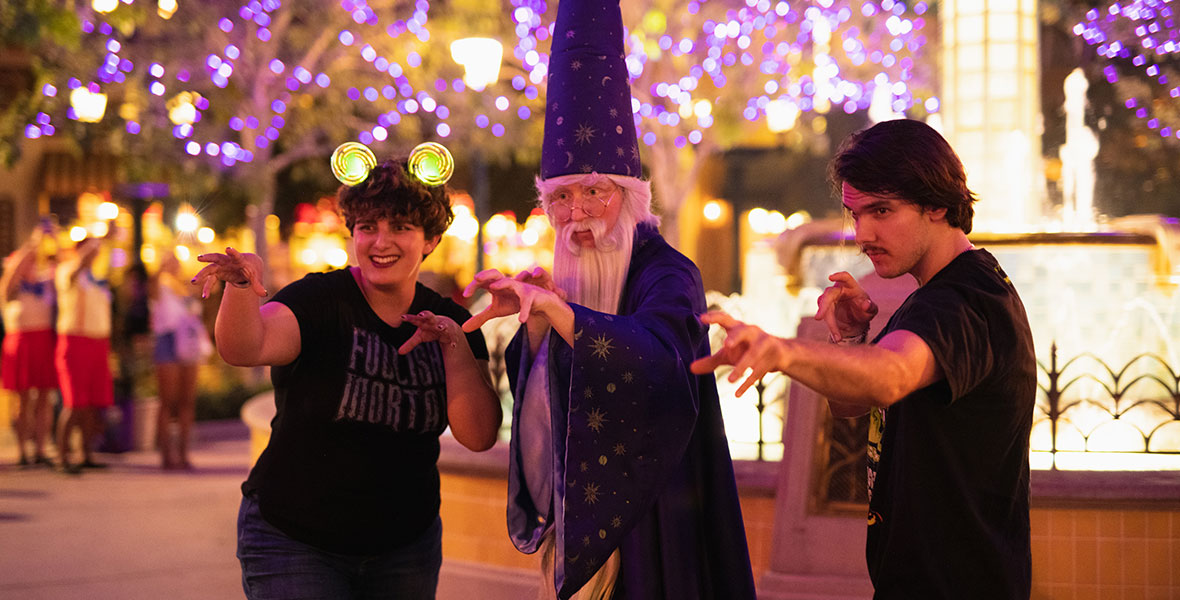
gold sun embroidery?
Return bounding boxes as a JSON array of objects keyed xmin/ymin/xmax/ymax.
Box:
[
  {"xmin": 583, "ymin": 387, "xmax": 594, "ymax": 399},
  {"xmin": 590, "ymin": 334, "xmax": 614, "ymax": 359},
  {"xmin": 611, "ymin": 515, "xmax": 622, "ymax": 528},
  {"xmin": 613, "ymin": 442, "xmax": 626, "ymax": 456},
  {"xmin": 584, "ymin": 482, "xmax": 601, "ymax": 504},
  {"xmin": 574, "ymin": 123, "xmax": 596, "ymax": 145},
  {"xmin": 586, "ymin": 407, "xmax": 608, "ymax": 433},
  {"xmin": 622, "ymin": 371, "xmax": 634, "ymax": 383}
]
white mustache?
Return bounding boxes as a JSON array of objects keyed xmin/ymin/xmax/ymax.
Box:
[{"xmin": 561, "ymin": 217, "xmax": 616, "ymax": 255}]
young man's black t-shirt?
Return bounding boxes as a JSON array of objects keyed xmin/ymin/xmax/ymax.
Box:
[
  {"xmin": 241, "ymin": 268, "xmax": 489, "ymax": 555},
  {"xmin": 865, "ymin": 249, "xmax": 1035, "ymax": 599}
]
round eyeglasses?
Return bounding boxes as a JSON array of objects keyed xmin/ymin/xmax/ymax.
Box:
[{"xmin": 549, "ymin": 185, "xmax": 616, "ymax": 223}]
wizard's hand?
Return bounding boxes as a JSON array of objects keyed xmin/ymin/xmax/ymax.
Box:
[
  {"xmin": 512, "ymin": 266, "xmax": 567, "ymax": 301},
  {"xmin": 461, "ymin": 269, "xmax": 559, "ymax": 332}
]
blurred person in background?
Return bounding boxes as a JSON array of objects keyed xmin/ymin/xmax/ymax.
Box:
[
  {"xmin": 1, "ymin": 222, "xmax": 59, "ymax": 467},
  {"xmin": 150, "ymin": 251, "xmax": 210, "ymax": 470},
  {"xmin": 54, "ymin": 230, "xmax": 115, "ymax": 474}
]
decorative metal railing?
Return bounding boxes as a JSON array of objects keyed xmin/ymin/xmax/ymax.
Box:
[
  {"xmin": 484, "ymin": 311, "xmax": 1180, "ymax": 477},
  {"xmin": 1035, "ymin": 342, "xmax": 1180, "ymax": 470}
]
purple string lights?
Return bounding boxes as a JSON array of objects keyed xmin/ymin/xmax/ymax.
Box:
[
  {"xmin": 1074, "ymin": 0, "xmax": 1180, "ymax": 140},
  {"xmin": 26, "ymin": 0, "xmax": 937, "ymax": 168}
]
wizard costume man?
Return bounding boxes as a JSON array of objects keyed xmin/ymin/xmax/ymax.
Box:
[{"xmin": 461, "ymin": 0, "xmax": 757, "ymax": 597}]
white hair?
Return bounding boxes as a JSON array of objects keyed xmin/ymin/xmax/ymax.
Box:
[
  {"xmin": 535, "ymin": 172, "xmax": 661, "ymax": 230},
  {"xmin": 538, "ymin": 173, "xmax": 659, "ymax": 314}
]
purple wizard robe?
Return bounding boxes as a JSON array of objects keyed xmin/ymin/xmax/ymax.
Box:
[{"xmin": 505, "ymin": 223, "xmax": 757, "ymax": 599}]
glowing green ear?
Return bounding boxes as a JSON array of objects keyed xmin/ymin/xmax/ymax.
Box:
[
  {"xmin": 331, "ymin": 142, "xmax": 377, "ymax": 186},
  {"xmin": 408, "ymin": 142, "xmax": 454, "ymax": 186}
]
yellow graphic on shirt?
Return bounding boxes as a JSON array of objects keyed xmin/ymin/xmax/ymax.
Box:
[{"xmin": 867, "ymin": 407, "xmax": 885, "ymax": 504}]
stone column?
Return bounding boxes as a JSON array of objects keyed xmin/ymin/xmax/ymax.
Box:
[{"xmin": 939, "ymin": 0, "xmax": 1044, "ymax": 231}]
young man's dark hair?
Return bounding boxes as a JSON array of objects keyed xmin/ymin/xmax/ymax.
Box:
[
  {"xmin": 829, "ymin": 119, "xmax": 978, "ymax": 234},
  {"xmin": 336, "ymin": 159, "xmax": 454, "ymax": 240}
]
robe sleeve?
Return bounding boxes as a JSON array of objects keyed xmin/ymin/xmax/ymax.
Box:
[
  {"xmin": 504, "ymin": 326, "xmax": 553, "ymax": 555},
  {"xmin": 548, "ymin": 256, "xmax": 706, "ymax": 599}
]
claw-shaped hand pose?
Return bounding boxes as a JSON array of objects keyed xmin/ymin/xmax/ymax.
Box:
[
  {"xmin": 399, "ymin": 310, "xmax": 461, "ymax": 353},
  {"xmin": 690, "ymin": 311, "xmax": 789, "ymax": 398},
  {"xmin": 192, "ymin": 247, "xmax": 267, "ymax": 299},
  {"xmin": 815, "ymin": 271, "xmax": 878, "ymax": 341},
  {"xmin": 462, "ymin": 267, "xmax": 574, "ymax": 351},
  {"xmin": 691, "ymin": 268, "xmax": 939, "ymax": 414}
]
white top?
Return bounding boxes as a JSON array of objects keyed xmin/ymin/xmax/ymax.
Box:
[
  {"xmin": 56, "ymin": 267, "xmax": 111, "ymax": 338},
  {"xmin": 2, "ymin": 278, "xmax": 55, "ymax": 333}
]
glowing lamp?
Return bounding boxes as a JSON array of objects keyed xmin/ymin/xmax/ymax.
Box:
[
  {"xmin": 197, "ymin": 227, "xmax": 215, "ymax": 244},
  {"xmin": 70, "ymin": 87, "xmax": 107, "ymax": 123},
  {"xmin": 445, "ymin": 210, "xmax": 479, "ymax": 242},
  {"xmin": 158, "ymin": 0, "xmax": 178, "ymax": 19},
  {"xmin": 450, "ymin": 38, "xmax": 503, "ymax": 91},
  {"xmin": 300, "ymin": 248, "xmax": 318, "ymax": 266},
  {"xmin": 521, "ymin": 229, "xmax": 539, "ymax": 246},
  {"xmin": 97, "ymin": 201, "xmax": 119, "ymax": 221},
  {"xmin": 69, "ymin": 226, "xmax": 88, "ymax": 242},
  {"xmin": 703, "ymin": 201, "xmax": 724, "ymax": 223},
  {"xmin": 176, "ymin": 211, "xmax": 199, "ymax": 233},
  {"xmin": 325, "ymin": 247, "xmax": 349, "ymax": 268},
  {"xmin": 765, "ymin": 99, "xmax": 800, "ymax": 133},
  {"xmin": 785, "ymin": 210, "xmax": 811, "ymax": 230},
  {"xmin": 92, "ymin": 0, "xmax": 118, "ymax": 13},
  {"xmin": 167, "ymin": 92, "xmax": 200, "ymax": 126}
]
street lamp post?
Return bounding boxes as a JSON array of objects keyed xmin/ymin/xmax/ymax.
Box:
[{"xmin": 450, "ymin": 37, "xmax": 504, "ymax": 272}]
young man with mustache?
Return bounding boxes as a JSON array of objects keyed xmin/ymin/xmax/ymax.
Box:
[
  {"xmin": 461, "ymin": 0, "xmax": 756, "ymax": 598},
  {"xmin": 693, "ymin": 119, "xmax": 1035, "ymax": 600}
]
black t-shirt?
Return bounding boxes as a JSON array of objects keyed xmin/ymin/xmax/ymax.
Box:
[
  {"xmin": 865, "ymin": 249, "xmax": 1034, "ymax": 599},
  {"xmin": 242, "ymin": 269, "xmax": 489, "ymax": 555}
]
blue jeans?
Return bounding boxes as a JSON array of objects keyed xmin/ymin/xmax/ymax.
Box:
[{"xmin": 237, "ymin": 495, "xmax": 442, "ymax": 600}]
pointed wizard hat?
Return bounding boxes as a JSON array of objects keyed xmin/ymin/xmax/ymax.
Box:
[{"xmin": 540, "ymin": 0, "xmax": 641, "ymax": 180}]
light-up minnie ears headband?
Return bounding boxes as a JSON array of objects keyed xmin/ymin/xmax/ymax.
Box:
[{"xmin": 330, "ymin": 141, "xmax": 454, "ymax": 187}]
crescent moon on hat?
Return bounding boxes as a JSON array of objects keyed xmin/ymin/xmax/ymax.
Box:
[
  {"xmin": 601, "ymin": 76, "xmax": 612, "ymax": 86},
  {"xmin": 566, "ymin": 152, "xmax": 575, "ymax": 167}
]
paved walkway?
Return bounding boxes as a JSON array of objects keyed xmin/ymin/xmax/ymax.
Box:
[{"xmin": 0, "ymin": 420, "xmax": 249, "ymax": 600}]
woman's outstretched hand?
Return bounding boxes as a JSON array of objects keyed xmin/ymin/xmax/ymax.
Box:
[{"xmin": 193, "ymin": 247, "xmax": 267, "ymax": 298}]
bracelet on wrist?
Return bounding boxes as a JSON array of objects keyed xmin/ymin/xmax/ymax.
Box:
[{"xmin": 829, "ymin": 330, "xmax": 868, "ymax": 345}]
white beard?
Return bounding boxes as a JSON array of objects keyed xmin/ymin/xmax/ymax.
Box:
[{"xmin": 551, "ymin": 214, "xmax": 636, "ymax": 315}]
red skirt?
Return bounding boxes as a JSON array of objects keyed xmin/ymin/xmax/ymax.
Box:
[
  {"xmin": 1, "ymin": 329, "xmax": 58, "ymax": 392},
  {"xmin": 55, "ymin": 335, "xmax": 113, "ymax": 409}
]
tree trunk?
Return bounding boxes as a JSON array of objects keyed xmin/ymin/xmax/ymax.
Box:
[
  {"xmin": 646, "ymin": 137, "xmax": 712, "ymax": 250},
  {"xmin": 238, "ymin": 158, "xmax": 276, "ymax": 291}
]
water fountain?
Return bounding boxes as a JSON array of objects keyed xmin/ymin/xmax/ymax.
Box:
[{"xmin": 747, "ymin": 2, "xmax": 1180, "ymax": 597}]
